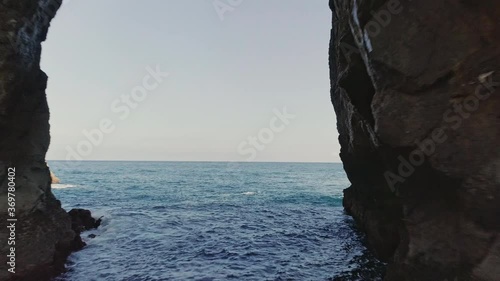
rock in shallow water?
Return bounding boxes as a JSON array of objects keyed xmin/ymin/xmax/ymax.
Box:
[
  {"xmin": 69, "ymin": 208, "xmax": 102, "ymax": 234},
  {"xmin": 68, "ymin": 209, "xmax": 101, "ymax": 251}
]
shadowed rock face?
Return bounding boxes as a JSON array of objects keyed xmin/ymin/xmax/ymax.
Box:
[
  {"xmin": 1, "ymin": 0, "xmax": 498, "ymax": 280},
  {"xmin": 330, "ymin": 0, "xmax": 500, "ymax": 280},
  {"xmin": 0, "ymin": 1, "xmax": 77, "ymax": 280},
  {"xmin": 69, "ymin": 209, "xmax": 102, "ymax": 234}
]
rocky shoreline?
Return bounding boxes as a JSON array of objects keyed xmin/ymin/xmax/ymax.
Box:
[
  {"xmin": 0, "ymin": 1, "xmax": 92, "ymax": 280},
  {"xmin": 1, "ymin": 0, "xmax": 499, "ymax": 280},
  {"xmin": 2, "ymin": 199, "xmax": 100, "ymax": 281}
]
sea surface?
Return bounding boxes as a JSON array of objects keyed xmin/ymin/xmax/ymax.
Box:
[{"xmin": 49, "ymin": 161, "xmax": 383, "ymax": 281}]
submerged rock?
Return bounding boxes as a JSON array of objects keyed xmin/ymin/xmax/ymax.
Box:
[{"xmin": 329, "ymin": 0, "xmax": 500, "ymax": 280}]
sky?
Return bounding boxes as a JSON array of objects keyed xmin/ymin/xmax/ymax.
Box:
[{"xmin": 42, "ymin": 0, "xmax": 340, "ymax": 163}]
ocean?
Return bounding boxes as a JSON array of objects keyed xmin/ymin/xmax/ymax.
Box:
[{"xmin": 49, "ymin": 161, "xmax": 383, "ymax": 281}]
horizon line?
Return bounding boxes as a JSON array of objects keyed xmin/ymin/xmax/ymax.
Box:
[{"xmin": 47, "ymin": 159, "xmax": 343, "ymax": 164}]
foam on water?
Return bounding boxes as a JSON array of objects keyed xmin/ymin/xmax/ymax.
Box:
[
  {"xmin": 242, "ymin": 191, "xmax": 257, "ymax": 196},
  {"xmin": 49, "ymin": 161, "xmax": 384, "ymax": 281},
  {"xmin": 52, "ymin": 184, "xmax": 77, "ymax": 189}
]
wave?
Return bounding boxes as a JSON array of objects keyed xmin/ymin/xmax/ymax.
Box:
[
  {"xmin": 242, "ymin": 191, "xmax": 257, "ymax": 196},
  {"xmin": 52, "ymin": 184, "xmax": 77, "ymax": 189}
]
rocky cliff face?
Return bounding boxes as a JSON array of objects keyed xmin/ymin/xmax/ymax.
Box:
[
  {"xmin": 0, "ymin": 1, "xmax": 77, "ymax": 280},
  {"xmin": 330, "ymin": 0, "xmax": 500, "ymax": 280}
]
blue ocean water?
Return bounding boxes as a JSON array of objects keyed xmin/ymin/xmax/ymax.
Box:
[{"xmin": 49, "ymin": 161, "xmax": 383, "ymax": 281}]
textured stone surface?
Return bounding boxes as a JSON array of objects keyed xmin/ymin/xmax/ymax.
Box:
[
  {"xmin": 69, "ymin": 209, "xmax": 102, "ymax": 234},
  {"xmin": 0, "ymin": 1, "xmax": 77, "ymax": 280},
  {"xmin": 330, "ymin": 0, "xmax": 500, "ymax": 280}
]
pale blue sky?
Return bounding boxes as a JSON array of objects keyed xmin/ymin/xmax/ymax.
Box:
[{"xmin": 42, "ymin": 0, "xmax": 340, "ymax": 162}]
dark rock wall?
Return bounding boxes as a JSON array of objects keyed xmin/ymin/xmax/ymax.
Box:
[
  {"xmin": 0, "ymin": 1, "xmax": 75, "ymax": 280},
  {"xmin": 330, "ymin": 0, "xmax": 500, "ymax": 280},
  {"xmin": 1, "ymin": 0, "xmax": 499, "ymax": 280}
]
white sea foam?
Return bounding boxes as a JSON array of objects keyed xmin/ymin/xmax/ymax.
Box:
[
  {"xmin": 242, "ymin": 192, "xmax": 256, "ymax": 196},
  {"xmin": 52, "ymin": 184, "xmax": 77, "ymax": 189}
]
